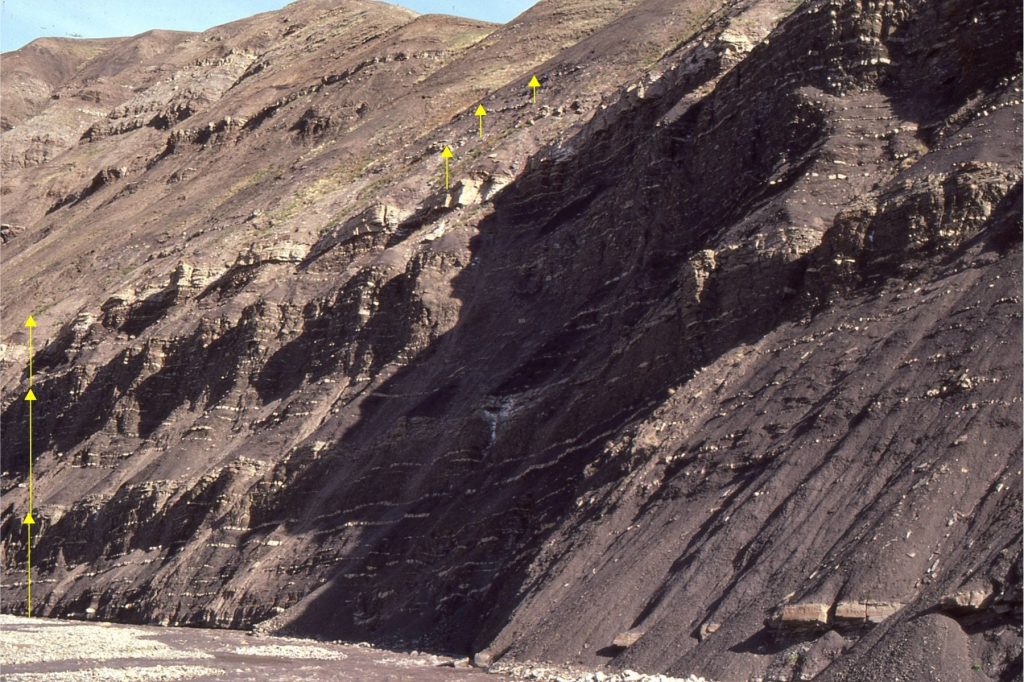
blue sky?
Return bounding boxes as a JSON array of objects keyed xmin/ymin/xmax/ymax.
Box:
[{"xmin": 1, "ymin": 1, "xmax": 538, "ymax": 51}]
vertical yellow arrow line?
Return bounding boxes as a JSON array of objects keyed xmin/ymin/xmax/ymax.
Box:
[
  {"xmin": 28, "ymin": 384, "xmax": 34, "ymax": 619},
  {"xmin": 440, "ymin": 146, "xmax": 453, "ymax": 190},
  {"xmin": 28, "ymin": 399, "xmax": 33, "ymax": 514},
  {"xmin": 24, "ymin": 396, "xmax": 34, "ymax": 618},
  {"xmin": 474, "ymin": 105, "xmax": 487, "ymax": 140},
  {"xmin": 24, "ymin": 315, "xmax": 37, "ymax": 617},
  {"xmin": 26, "ymin": 524, "xmax": 32, "ymax": 617}
]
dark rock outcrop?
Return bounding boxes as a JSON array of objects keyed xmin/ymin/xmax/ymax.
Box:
[{"xmin": 1, "ymin": 0, "xmax": 1020, "ymax": 680}]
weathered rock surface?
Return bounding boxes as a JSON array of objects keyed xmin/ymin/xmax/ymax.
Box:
[
  {"xmin": 1, "ymin": 1, "xmax": 1021, "ymax": 681},
  {"xmin": 780, "ymin": 604, "xmax": 830, "ymax": 629}
]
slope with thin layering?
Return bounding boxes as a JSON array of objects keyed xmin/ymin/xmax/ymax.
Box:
[{"xmin": 1, "ymin": 0, "xmax": 1020, "ymax": 680}]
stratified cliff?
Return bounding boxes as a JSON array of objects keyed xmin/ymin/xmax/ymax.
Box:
[{"xmin": 2, "ymin": 1, "xmax": 1021, "ymax": 680}]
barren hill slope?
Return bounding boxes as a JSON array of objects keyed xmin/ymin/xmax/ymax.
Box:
[{"xmin": 1, "ymin": 0, "xmax": 1021, "ymax": 680}]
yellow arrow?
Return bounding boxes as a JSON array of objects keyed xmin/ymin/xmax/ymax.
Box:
[
  {"xmin": 25, "ymin": 387, "xmax": 36, "ymax": 493},
  {"xmin": 528, "ymin": 75, "xmax": 540, "ymax": 104},
  {"xmin": 23, "ymin": 520, "xmax": 33, "ymax": 616},
  {"xmin": 25, "ymin": 316, "xmax": 35, "ymax": 387},
  {"xmin": 25, "ymin": 389, "xmax": 35, "ymax": 513},
  {"xmin": 26, "ymin": 390, "xmax": 36, "ymax": 526},
  {"xmin": 440, "ymin": 146, "xmax": 453, "ymax": 190},
  {"xmin": 24, "ymin": 314, "xmax": 37, "ymax": 617},
  {"xmin": 475, "ymin": 104, "xmax": 487, "ymax": 139}
]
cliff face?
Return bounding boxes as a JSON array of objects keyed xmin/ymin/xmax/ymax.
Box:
[{"xmin": 1, "ymin": 0, "xmax": 1021, "ymax": 679}]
